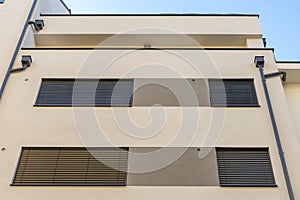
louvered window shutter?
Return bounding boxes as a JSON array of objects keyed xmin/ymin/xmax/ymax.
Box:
[
  {"xmin": 12, "ymin": 147, "xmax": 128, "ymax": 186},
  {"xmin": 209, "ymin": 79, "xmax": 259, "ymax": 107},
  {"xmin": 36, "ymin": 79, "xmax": 133, "ymax": 107},
  {"xmin": 216, "ymin": 148, "xmax": 276, "ymax": 187}
]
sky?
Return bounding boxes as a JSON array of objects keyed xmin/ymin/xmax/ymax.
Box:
[{"xmin": 63, "ymin": 0, "xmax": 300, "ymax": 61}]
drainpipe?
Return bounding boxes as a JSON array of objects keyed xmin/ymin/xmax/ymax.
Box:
[
  {"xmin": 254, "ymin": 56, "xmax": 295, "ymax": 200},
  {"xmin": 0, "ymin": 0, "xmax": 38, "ymax": 100}
]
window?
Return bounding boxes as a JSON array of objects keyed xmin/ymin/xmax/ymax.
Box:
[
  {"xmin": 12, "ymin": 147, "xmax": 128, "ymax": 186},
  {"xmin": 216, "ymin": 148, "xmax": 276, "ymax": 187},
  {"xmin": 209, "ymin": 79, "xmax": 259, "ymax": 107},
  {"xmin": 35, "ymin": 79, "xmax": 133, "ymax": 107},
  {"xmin": 13, "ymin": 147, "xmax": 276, "ymax": 187},
  {"xmin": 35, "ymin": 78, "xmax": 260, "ymax": 108},
  {"xmin": 0, "ymin": 0, "xmax": 4, "ymax": 3}
]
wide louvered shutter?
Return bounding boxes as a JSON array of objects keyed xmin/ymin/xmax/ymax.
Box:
[
  {"xmin": 216, "ymin": 148, "xmax": 276, "ymax": 187},
  {"xmin": 35, "ymin": 79, "xmax": 133, "ymax": 107},
  {"xmin": 12, "ymin": 147, "xmax": 128, "ymax": 186},
  {"xmin": 209, "ymin": 79, "xmax": 259, "ymax": 107}
]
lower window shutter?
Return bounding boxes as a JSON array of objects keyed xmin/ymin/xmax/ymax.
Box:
[
  {"xmin": 12, "ymin": 147, "xmax": 128, "ymax": 186},
  {"xmin": 216, "ymin": 148, "xmax": 276, "ymax": 187}
]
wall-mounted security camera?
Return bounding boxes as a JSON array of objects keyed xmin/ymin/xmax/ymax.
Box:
[
  {"xmin": 10, "ymin": 55, "xmax": 32, "ymax": 73},
  {"xmin": 35, "ymin": 20, "xmax": 45, "ymax": 31},
  {"xmin": 254, "ymin": 56, "xmax": 265, "ymax": 68},
  {"xmin": 28, "ymin": 19, "xmax": 44, "ymax": 31},
  {"xmin": 21, "ymin": 55, "xmax": 32, "ymax": 68}
]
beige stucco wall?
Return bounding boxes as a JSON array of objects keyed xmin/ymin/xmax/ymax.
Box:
[
  {"xmin": 270, "ymin": 62, "xmax": 300, "ymax": 200},
  {"xmin": 38, "ymin": 15, "xmax": 262, "ymax": 35},
  {"xmin": 32, "ymin": 34, "xmax": 251, "ymax": 48},
  {"xmin": 1, "ymin": 2, "xmax": 299, "ymax": 199},
  {"xmin": 127, "ymin": 148, "xmax": 219, "ymax": 186},
  {"xmin": 133, "ymin": 79, "xmax": 210, "ymax": 106},
  {"xmin": 27, "ymin": 15, "xmax": 262, "ymax": 48},
  {"xmin": 0, "ymin": 0, "xmax": 34, "ymax": 94},
  {"xmin": 0, "ymin": 49, "xmax": 295, "ymax": 199},
  {"xmin": 283, "ymin": 84, "xmax": 300, "ymax": 142}
]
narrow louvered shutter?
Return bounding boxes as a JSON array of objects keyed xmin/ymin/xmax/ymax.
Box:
[
  {"xmin": 209, "ymin": 79, "xmax": 259, "ymax": 107},
  {"xmin": 35, "ymin": 79, "xmax": 133, "ymax": 107},
  {"xmin": 216, "ymin": 148, "xmax": 276, "ymax": 187},
  {"xmin": 12, "ymin": 147, "xmax": 128, "ymax": 186}
]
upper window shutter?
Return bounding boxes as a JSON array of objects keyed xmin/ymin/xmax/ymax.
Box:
[
  {"xmin": 35, "ymin": 79, "xmax": 133, "ymax": 107},
  {"xmin": 12, "ymin": 147, "xmax": 128, "ymax": 186},
  {"xmin": 216, "ymin": 148, "xmax": 276, "ymax": 187},
  {"xmin": 209, "ymin": 79, "xmax": 259, "ymax": 107}
]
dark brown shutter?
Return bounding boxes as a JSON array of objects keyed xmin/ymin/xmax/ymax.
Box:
[
  {"xmin": 209, "ymin": 79, "xmax": 259, "ymax": 107},
  {"xmin": 36, "ymin": 79, "xmax": 133, "ymax": 107},
  {"xmin": 216, "ymin": 148, "xmax": 276, "ymax": 187},
  {"xmin": 12, "ymin": 147, "xmax": 128, "ymax": 186}
]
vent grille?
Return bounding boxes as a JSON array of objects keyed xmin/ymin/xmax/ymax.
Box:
[
  {"xmin": 36, "ymin": 79, "xmax": 133, "ymax": 107},
  {"xmin": 209, "ymin": 79, "xmax": 259, "ymax": 107},
  {"xmin": 216, "ymin": 148, "xmax": 276, "ymax": 187},
  {"xmin": 12, "ymin": 147, "xmax": 128, "ymax": 186}
]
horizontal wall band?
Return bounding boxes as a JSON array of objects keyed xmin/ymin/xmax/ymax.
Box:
[
  {"xmin": 21, "ymin": 47, "xmax": 274, "ymax": 51},
  {"xmin": 40, "ymin": 13, "xmax": 259, "ymax": 17}
]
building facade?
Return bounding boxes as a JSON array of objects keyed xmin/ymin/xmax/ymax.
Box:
[{"xmin": 0, "ymin": 0, "xmax": 300, "ymax": 199}]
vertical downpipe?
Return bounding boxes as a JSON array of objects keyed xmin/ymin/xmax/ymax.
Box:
[{"xmin": 256, "ymin": 56, "xmax": 295, "ymax": 200}]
